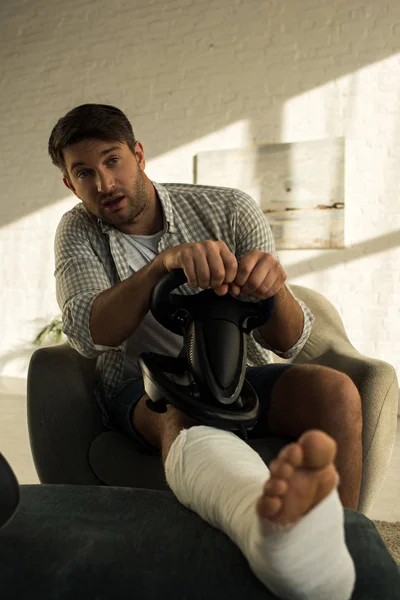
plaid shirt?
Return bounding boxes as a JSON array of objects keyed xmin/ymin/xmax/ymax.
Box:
[{"xmin": 55, "ymin": 182, "xmax": 314, "ymax": 423}]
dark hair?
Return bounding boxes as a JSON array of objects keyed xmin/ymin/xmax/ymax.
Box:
[{"xmin": 48, "ymin": 104, "xmax": 136, "ymax": 175}]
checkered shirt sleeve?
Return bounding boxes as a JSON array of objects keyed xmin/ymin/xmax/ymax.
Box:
[
  {"xmin": 232, "ymin": 189, "xmax": 314, "ymax": 359},
  {"xmin": 54, "ymin": 210, "xmax": 116, "ymax": 358}
]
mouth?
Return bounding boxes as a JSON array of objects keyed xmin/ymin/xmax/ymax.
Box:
[{"xmin": 102, "ymin": 195, "xmax": 126, "ymax": 211}]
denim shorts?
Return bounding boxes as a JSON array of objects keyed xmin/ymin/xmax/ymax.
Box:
[{"xmin": 110, "ymin": 363, "xmax": 296, "ymax": 454}]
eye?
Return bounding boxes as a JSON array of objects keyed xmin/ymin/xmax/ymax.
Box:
[
  {"xmin": 77, "ymin": 169, "xmax": 90, "ymax": 179},
  {"xmin": 108, "ymin": 156, "xmax": 120, "ymax": 165}
]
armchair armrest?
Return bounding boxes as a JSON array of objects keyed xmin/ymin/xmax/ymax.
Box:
[
  {"xmin": 290, "ymin": 284, "xmax": 398, "ymax": 514},
  {"xmin": 27, "ymin": 343, "xmax": 104, "ymax": 485}
]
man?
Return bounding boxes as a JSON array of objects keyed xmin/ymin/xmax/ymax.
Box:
[{"xmin": 49, "ymin": 104, "xmax": 359, "ymax": 599}]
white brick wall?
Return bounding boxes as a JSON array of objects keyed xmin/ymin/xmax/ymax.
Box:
[{"xmin": 0, "ymin": 0, "xmax": 399, "ymax": 409}]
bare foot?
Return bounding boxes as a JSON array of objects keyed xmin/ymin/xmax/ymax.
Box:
[{"xmin": 256, "ymin": 430, "xmax": 339, "ymax": 526}]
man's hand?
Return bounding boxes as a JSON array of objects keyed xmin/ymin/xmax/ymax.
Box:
[
  {"xmin": 157, "ymin": 244, "xmax": 302, "ymax": 353},
  {"xmin": 232, "ymin": 250, "xmax": 303, "ymax": 352},
  {"xmin": 158, "ymin": 240, "xmax": 238, "ymax": 296},
  {"xmin": 230, "ymin": 250, "xmax": 287, "ymax": 299}
]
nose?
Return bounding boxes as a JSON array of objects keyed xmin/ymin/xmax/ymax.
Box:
[{"xmin": 96, "ymin": 170, "xmax": 115, "ymax": 194}]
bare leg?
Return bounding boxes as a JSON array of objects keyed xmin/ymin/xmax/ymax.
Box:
[
  {"xmin": 267, "ymin": 365, "xmax": 362, "ymax": 509},
  {"xmin": 132, "ymin": 373, "xmax": 361, "ymax": 510},
  {"xmin": 132, "ymin": 395, "xmax": 198, "ymax": 463},
  {"xmin": 132, "ymin": 391, "xmax": 341, "ymax": 515}
]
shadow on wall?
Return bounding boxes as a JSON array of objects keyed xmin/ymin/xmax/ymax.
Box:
[
  {"xmin": 286, "ymin": 230, "xmax": 400, "ymax": 278},
  {"xmin": 1, "ymin": 0, "xmax": 400, "ymax": 226}
]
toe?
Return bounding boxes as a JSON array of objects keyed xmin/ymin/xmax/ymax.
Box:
[
  {"xmin": 275, "ymin": 442, "xmax": 303, "ymax": 471},
  {"xmin": 257, "ymin": 495, "xmax": 282, "ymax": 519},
  {"xmin": 269, "ymin": 459, "xmax": 295, "ymax": 481},
  {"xmin": 298, "ymin": 430, "xmax": 337, "ymax": 469},
  {"xmin": 280, "ymin": 443, "xmax": 303, "ymax": 466},
  {"xmin": 264, "ymin": 478, "xmax": 288, "ymax": 497}
]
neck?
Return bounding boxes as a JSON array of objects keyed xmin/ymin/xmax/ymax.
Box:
[{"xmin": 119, "ymin": 180, "xmax": 164, "ymax": 235}]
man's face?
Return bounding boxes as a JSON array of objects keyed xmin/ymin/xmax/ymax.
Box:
[{"xmin": 63, "ymin": 138, "xmax": 150, "ymax": 231}]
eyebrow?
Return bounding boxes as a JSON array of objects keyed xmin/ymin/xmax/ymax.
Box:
[{"xmin": 70, "ymin": 145, "xmax": 121, "ymax": 173}]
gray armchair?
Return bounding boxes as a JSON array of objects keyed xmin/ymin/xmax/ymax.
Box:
[{"xmin": 27, "ymin": 284, "xmax": 399, "ymax": 515}]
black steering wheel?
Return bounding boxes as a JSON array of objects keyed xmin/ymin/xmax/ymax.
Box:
[
  {"xmin": 150, "ymin": 269, "xmax": 275, "ymax": 336},
  {"xmin": 138, "ymin": 269, "xmax": 275, "ymax": 433}
]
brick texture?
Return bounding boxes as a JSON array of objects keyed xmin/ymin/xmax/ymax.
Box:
[{"xmin": 0, "ymin": 0, "xmax": 399, "ymax": 409}]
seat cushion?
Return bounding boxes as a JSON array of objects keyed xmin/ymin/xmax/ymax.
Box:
[
  {"xmin": 0, "ymin": 485, "xmax": 399, "ymax": 600},
  {"xmin": 89, "ymin": 431, "xmax": 170, "ymax": 490}
]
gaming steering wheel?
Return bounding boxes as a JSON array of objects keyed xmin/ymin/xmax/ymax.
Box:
[{"xmin": 138, "ymin": 269, "xmax": 275, "ymax": 434}]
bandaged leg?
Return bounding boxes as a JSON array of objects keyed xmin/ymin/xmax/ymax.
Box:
[{"xmin": 165, "ymin": 426, "xmax": 355, "ymax": 600}]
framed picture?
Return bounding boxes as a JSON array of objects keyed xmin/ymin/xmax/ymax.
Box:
[{"xmin": 195, "ymin": 138, "xmax": 345, "ymax": 249}]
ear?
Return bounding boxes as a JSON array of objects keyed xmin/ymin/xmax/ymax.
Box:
[
  {"xmin": 134, "ymin": 141, "xmax": 146, "ymax": 171},
  {"xmin": 63, "ymin": 176, "xmax": 81, "ymax": 199}
]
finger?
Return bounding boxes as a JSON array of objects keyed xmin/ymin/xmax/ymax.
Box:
[
  {"xmin": 219, "ymin": 246, "xmax": 238, "ymax": 285},
  {"xmin": 193, "ymin": 251, "xmax": 212, "ymax": 289},
  {"xmin": 234, "ymin": 252, "xmax": 259, "ymax": 288},
  {"xmin": 252, "ymin": 262, "xmax": 287, "ymax": 298},
  {"xmin": 206, "ymin": 248, "xmax": 228, "ymax": 290},
  {"xmin": 181, "ymin": 245, "xmax": 210, "ymax": 289},
  {"xmin": 240, "ymin": 259, "xmax": 270, "ymax": 296},
  {"xmin": 229, "ymin": 282, "xmax": 241, "ymax": 296},
  {"xmin": 263, "ymin": 278, "xmax": 285, "ymax": 299},
  {"xmin": 214, "ymin": 283, "xmax": 229, "ymax": 296},
  {"xmin": 181, "ymin": 257, "xmax": 198, "ymax": 288},
  {"xmin": 250, "ymin": 275, "xmax": 278, "ymax": 299}
]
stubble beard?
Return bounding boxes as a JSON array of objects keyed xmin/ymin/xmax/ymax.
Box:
[{"xmin": 103, "ymin": 171, "xmax": 150, "ymax": 228}]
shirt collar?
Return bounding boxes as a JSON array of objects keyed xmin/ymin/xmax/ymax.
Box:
[{"xmin": 152, "ymin": 181, "xmax": 176, "ymax": 234}]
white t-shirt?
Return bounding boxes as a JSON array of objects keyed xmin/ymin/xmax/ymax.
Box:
[{"xmin": 117, "ymin": 230, "xmax": 183, "ymax": 380}]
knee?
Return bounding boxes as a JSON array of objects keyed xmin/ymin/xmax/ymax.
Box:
[{"xmin": 308, "ymin": 367, "xmax": 362, "ymax": 433}]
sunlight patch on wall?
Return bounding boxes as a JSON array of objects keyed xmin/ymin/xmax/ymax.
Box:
[
  {"xmin": 280, "ymin": 54, "xmax": 400, "ymax": 275},
  {"xmin": 279, "ymin": 54, "xmax": 400, "ymax": 383},
  {"xmin": 0, "ymin": 195, "xmax": 77, "ymax": 378},
  {"xmin": 281, "ymin": 53, "xmax": 400, "ymax": 143},
  {"xmin": 146, "ymin": 119, "xmax": 252, "ymax": 184}
]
